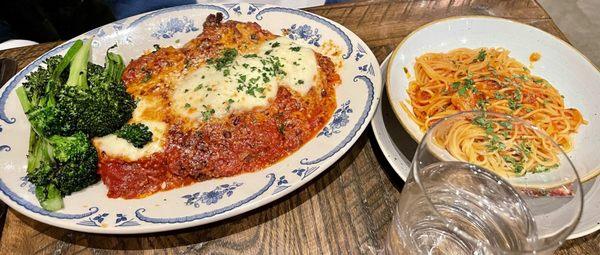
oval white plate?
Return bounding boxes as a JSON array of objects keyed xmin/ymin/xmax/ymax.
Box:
[
  {"xmin": 377, "ymin": 16, "xmax": 600, "ymax": 238},
  {"xmin": 0, "ymin": 3, "xmax": 382, "ymax": 234}
]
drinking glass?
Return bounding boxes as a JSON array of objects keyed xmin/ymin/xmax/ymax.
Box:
[{"xmin": 384, "ymin": 111, "xmax": 583, "ymax": 254}]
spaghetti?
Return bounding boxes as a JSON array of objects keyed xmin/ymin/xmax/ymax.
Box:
[{"xmin": 403, "ymin": 48, "xmax": 585, "ymax": 176}]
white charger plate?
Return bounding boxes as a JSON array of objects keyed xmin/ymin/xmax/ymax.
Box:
[
  {"xmin": 375, "ymin": 16, "xmax": 600, "ymax": 238},
  {"xmin": 0, "ymin": 3, "xmax": 382, "ymax": 234}
]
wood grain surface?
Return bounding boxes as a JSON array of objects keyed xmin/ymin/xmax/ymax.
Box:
[{"xmin": 0, "ymin": 0, "xmax": 598, "ymax": 254}]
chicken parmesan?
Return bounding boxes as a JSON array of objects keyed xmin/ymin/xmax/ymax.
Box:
[{"xmin": 93, "ymin": 13, "xmax": 341, "ymax": 198}]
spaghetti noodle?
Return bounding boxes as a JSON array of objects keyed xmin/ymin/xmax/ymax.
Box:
[{"xmin": 403, "ymin": 48, "xmax": 585, "ymax": 176}]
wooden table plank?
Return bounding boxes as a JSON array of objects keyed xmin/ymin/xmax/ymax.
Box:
[{"xmin": 0, "ymin": 0, "xmax": 597, "ymax": 254}]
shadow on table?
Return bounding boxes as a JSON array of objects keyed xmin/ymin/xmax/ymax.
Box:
[
  {"xmin": 368, "ymin": 88, "xmax": 418, "ymax": 192},
  {"xmin": 11, "ymin": 138, "xmax": 364, "ymax": 252}
]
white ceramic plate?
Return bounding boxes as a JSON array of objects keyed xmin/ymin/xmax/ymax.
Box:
[
  {"xmin": 386, "ymin": 16, "xmax": 600, "ymax": 183},
  {"xmin": 0, "ymin": 3, "xmax": 382, "ymax": 234},
  {"xmin": 378, "ymin": 16, "xmax": 600, "ymax": 238}
]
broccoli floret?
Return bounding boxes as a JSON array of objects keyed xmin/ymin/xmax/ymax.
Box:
[
  {"xmin": 25, "ymin": 131, "xmax": 99, "ymax": 211},
  {"xmin": 52, "ymin": 138, "xmax": 99, "ymax": 195},
  {"xmin": 53, "ymin": 40, "xmax": 135, "ymax": 137},
  {"xmin": 21, "ymin": 55, "xmax": 63, "ymax": 105},
  {"xmin": 17, "ymin": 40, "xmax": 85, "ymax": 137},
  {"xmin": 115, "ymin": 123, "xmax": 153, "ymax": 148},
  {"xmin": 35, "ymin": 184, "xmax": 63, "ymax": 212},
  {"xmin": 19, "ymin": 39, "xmax": 135, "ymax": 138},
  {"xmin": 48, "ymin": 132, "xmax": 91, "ymax": 163}
]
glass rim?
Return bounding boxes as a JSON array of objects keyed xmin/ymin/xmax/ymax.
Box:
[{"xmin": 411, "ymin": 110, "xmax": 584, "ymax": 254}]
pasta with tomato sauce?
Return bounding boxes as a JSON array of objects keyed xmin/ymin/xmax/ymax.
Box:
[{"xmin": 402, "ymin": 48, "xmax": 585, "ymax": 176}]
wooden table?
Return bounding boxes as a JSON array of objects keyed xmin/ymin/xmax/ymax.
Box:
[{"xmin": 0, "ymin": 0, "xmax": 598, "ymax": 254}]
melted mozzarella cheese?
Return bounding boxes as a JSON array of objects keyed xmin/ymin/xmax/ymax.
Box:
[
  {"xmin": 93, "ymin": 120, "xmax": 167, "ymax": 162},
  {"xmin": 94, "ymin": 37, "xmax": 319, "ymax": 160},
  {"xmin": 172, "ymin": 37, "xmax": 318, "ymax": 120}
]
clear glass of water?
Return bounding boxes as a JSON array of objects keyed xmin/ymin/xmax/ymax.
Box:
[{"xmin": 384, "ymin": 111, "xmax": 583, "ymax": 254}]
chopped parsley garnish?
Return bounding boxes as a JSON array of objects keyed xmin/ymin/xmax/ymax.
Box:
[
  {"xmin": 246, "ymin": 85, "xmax": 264, "ymax": 97},
  {"xmin": 194, "ymin": 84, "xmax": 203, "ymax": 91},
  {"xmin": 507, "ymin": 89, "xmax": 523, "ymax": 110},
  {"xmin": 503, "ymin": 156, "xmax": 524, "ymax": 174},
  {"xmin": 175, "ymin": 39, "xmax": 180, "ymax": 43},
  {"xmin": 201, "ymin": 105, "xmax": 215, "ymax": 121},
  {"xmin": 184, "ymin": 89, "xmax": 189, "ymax": 93},
  {"xmin": 476, "ymin": 98, "xmax": 488, "ymax": 111},
  {"xmin": 498, "ymin": 121, "xmax": 513, "ymax": 129},
  {"xmin": 473, "ymin": 49, "xmax": 486, "ymax": 62},
  {"xmin": 226, "ymin": 98, "xmax": 234, "ymax": 111},
  {"xmin": 533, "ymin": 164, "xmax": 558, "ymax": 173},
  {"xmin": 278, "ymin": 124, "xmax": 285, "ymax": 134},
  {"xmin": 271, "ymin": 42, "xmax": 280, "ymax": 48},
  {"xmin": 184, "ymin": 103, "xmax": 191, "ymax": 109},
  {"xmin": 242, "ymin": 63, "xmax": 250, "ymax": 68},
  {"xmin": 262, "ymin": 75, "xmax": 271, "ymax": 83},
  {"xmin": 473, "ymin": 115, "xmax": 494, "ymax": 134},
  {"xmin": 289, "ymin": 46, "xmax": 301, "ymax": 52},
  {"xmin": 153, "ymin": 44, "xmax": 161, "ymax": 52},
  {"xmin": 508, "ymin": 98, "xmax": 521, "ymax": 111},
  {"xmin": 297, "ymin": 79, "xmax": 304, "ymax": 85},
  {"xmin": 533, "ymin": 78, "xmax": 544, "ymax": 83},
  {"xmin": 514, "ymin": 90, "xmax": 522, "ymax": 100},
  {"xmin": 243, "ymin": 54, "xmax": 258, "ymax": 58},
  {"xmin": 485, "ymin": 134, "xmax": 506, "ymax": 152},
  {"xmin": 455, "ymin": 78, "xmax": 476, "ymax": 97},
  {"xmin": 238, "ymin": 74, "xmax": 247, "ymax": 83},
  {"xmin": 207, "ymin": 48, "xmax": 238, "ymax": 70},
  {"xmin": 515, "ymin": 74, "xmax": 529, "ymax": 81},
  {"xmin": 517, "ymin": 142, "xmax": 532, "ymax": 157},
  {"xmin": 494, "ymin": 91, "xmax": 505, "ymax": 100},
  {"xmin": 265, "ymin": 50, "xmax": 273, "ymax": 55}
]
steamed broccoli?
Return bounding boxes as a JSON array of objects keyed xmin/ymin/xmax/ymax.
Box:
[
  {"xmin": 115, "ymin": 123, "xmax": 153, "ymax": 148},
  {"xmin": 19, "ymin": 40, "xmax": 135, "ymax": 138},
  {"xmin": 21, "ymin": 130, "xmax": 99, "ymax": 211},
  {"xmin": 16, "ymin": 39, "xmax": 133, "ymax": 211},
  {"xmin": 55, "ymin": 41, "xmax": 135, "ymax": 137},
  {"xmin": 18, "ymin": 42, "xmax": 83, "ymax": 136}
]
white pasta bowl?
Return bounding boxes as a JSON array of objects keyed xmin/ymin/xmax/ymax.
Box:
[{"xmin": 386, "ymin": 16, "xmax": 600, "ymax": 183}]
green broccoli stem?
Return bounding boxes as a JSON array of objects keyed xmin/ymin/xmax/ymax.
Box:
[
  {"xmin": 66, "ymin": 39, "xmax": 92, "ymax": 88},
  {"xmin": 15, "ymin": 87, "xmax": 31, "ymax": 112},
  {"xmin": 16, "ymin": 87, "xmax": 51, "ymax": 145},
  {"xmin": 51, "ymin": 40, "xmax": 83, "ymax": 83},
  {"xmin": 36, "ymin": 184, "xmax": 64, "ymax": 211},
  {"xmin": 17, "ymin": 87, "xmax": 55, "ymax": 173},
  {"xmin": 104, "ymin": 46, "xmax": 125, "ymax": 83}
]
